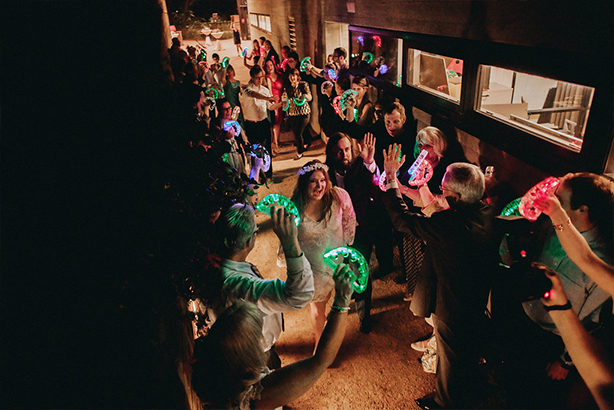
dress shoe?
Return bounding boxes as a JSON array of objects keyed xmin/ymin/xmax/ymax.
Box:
[
  {"xmin": 415, "ymin": 394, "xmax": 441, "ymax": 410},
  {"xmin": 359, "ymin": 317, "xmax": 372, "ymax": 334},
  {"xmin": 294, "ymin": 153, "xmax": 303, "ymax": 160}
]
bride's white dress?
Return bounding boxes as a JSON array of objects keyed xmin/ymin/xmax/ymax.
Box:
[{"xmin": 298, "ymin": 187, "xmax": 356, "ymax": 302}]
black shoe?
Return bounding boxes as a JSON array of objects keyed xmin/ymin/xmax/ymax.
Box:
[
  {"xmin": 415, "ymin": 396, "xmax": 441, "ymax": 410},
  {"xmin": 359, "ymin": 318, "xmax": 372, "ymax": 334}
]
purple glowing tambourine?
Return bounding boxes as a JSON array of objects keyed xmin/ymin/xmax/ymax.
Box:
[{"xmin": 519, "ymin": 177, "xmax": 560, "ymax": 221}]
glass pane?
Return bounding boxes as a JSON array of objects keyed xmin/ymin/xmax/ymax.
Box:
[
  {"xmin": 406, "ymin": 49, "xmax": 463, "ymax": 104},
  {"xmin": 477, "ymin": 66, "xmax": 594, "ymax": 153},
  {"xmin": 349, "ymin": 30, "xmax": 403, "ymax": 86}
]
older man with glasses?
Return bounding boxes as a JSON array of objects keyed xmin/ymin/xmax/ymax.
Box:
[{"xmin": 382, "ymin": 144, "xmax": 496, "ymax": 409}]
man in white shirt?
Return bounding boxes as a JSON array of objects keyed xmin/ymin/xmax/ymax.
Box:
[
  {"xmin": 209, "ymin": 203, "xmax": 314, "ymax": 368},
  {"xmin": 242, "ymin": 65, "xmax": 280, "ymax": 179}
]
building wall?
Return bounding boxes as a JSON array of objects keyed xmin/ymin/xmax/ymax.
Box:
[{"xmin": 323, "ymin": 0, "xmax": 611, "ymax": 54}]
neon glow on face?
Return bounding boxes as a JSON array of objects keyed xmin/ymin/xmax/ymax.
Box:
[{"xmin": 308, "ymin": 170, "xmax": 327, "ymax": 202}]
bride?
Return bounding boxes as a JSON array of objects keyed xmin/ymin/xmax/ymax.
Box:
[{"xmin": 291, "ymin": 160, "xmax": 356, "ymax": 346}]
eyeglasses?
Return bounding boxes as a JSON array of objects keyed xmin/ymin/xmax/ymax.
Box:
[{"xmin": 222, "ymin": 106, "xmax": 232, "ymax": 111}]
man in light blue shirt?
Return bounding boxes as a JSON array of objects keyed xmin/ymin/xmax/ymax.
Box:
[{"xmin": 209, "ymin": 203, "xmax": 314, "ymax": 367}]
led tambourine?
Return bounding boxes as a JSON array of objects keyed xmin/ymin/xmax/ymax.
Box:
[
  {"xmin": 500, "ymin": 197, "xmax": 523, "ymax": 217},
  {"xmin": 205, "ymin": 88, "xmax": 219, "ymax": 100},
  {"xmin": 282, "ymin": 97, "xmax": 291, "ymax": 112},
  {"xmin": 362, "ymin": 52, "xmax": 374, "ymax": 64},
  {"xmin": 249, "ymin": 143, "xmax": 271, "ymax": 172},
  {"xmin": 320, "ymin": 80, "xmax": 334, "ymax": 95},
  {"xmin": 223, "ymin": 120, "xmax": 242, "ymax": 136},
  {"xmin": 340, "ymin": 89, "xmax": 358, "ymax": 112},
  {"xmin": 255, "ymin": 194, "xmax": 301, "ymax": 226},
  {"xmin": 300, "ymin": 57, "xmax": 313, "ymax": 72},
  {"xmin": 323, "ymin": 246, "xmax": 369, "ymax": 293},
  {"xmin": 406, "ymin": 149, "xmax": 433, "ymax": 187},
  {"xmin": 221, "ymin": 57, "xmax": 230, "ymax": 69},
  {"xmin": 332, "ymin": 96, "xmax": 343, "ymax": 115},
  {"xmin": 519, "ymin": 177, "xmax": 560, "ymax": 221},
  {"xmin": 231, "ymin": 106, "xmax": 241, "ymax": 121}
]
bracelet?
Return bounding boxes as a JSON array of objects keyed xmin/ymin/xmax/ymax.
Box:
[
  {"xmin": 543, "ymin": 301, "xmax": 572, "ymax": 311},
  {"xmin": 554, "ymin": 218, "xmax": 572, "ymax": 232},
  {"xmin": 331, "ymin": 305, "xmax": 350, "ymax": 313},
  {"xmin": 558, "ymin": 355, "xmax": 574, "ymax": 369}
]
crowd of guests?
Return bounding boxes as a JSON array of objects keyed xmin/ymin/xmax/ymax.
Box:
[{"xmin": 167, "ymin": 37, "xmax": 614, "ymax": 410}]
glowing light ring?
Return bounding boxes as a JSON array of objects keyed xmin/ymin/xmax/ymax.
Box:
[
  {"xmin": 321, "ymin": 81, "xmax": 333, "ymax": 95},
  {"xmin": 222, "ymin": 57, "xmax": 230, "ymax": 69},
  {"xmin": 379, "ymin": 171, "xmax": 388, "ymax": 192},
  {"xmin": 332, "ymin": 96, "xmax": 343, "ymax": 115},
  {"xmin": 357, "ymin": 36, "xmax": 364, "ymax": 46},
  {"xmin": 199, "ymin": 49, "xmax": 207, "ymax": 61},
  {"xmin": 242, "ymin": 47, "xmax": 248, "ymax": 57},
  {"xmin": 408, "ymin": 160, "xmax": 433, "ymax": 187},
  {"xmin": 205, "ymin": 88, "xmax": 219, "ymax": 99},
  {"xmin": 519, "ymin": 177, "xmax": 560, "ymax": 221},
  {"xmin": 395, "ymin": 75, "xmax": 402, "ymax": 87},
  {"xmin": 325, "ymin": 67, "xmax": 338, "ymax": 81},
  {"xmin": 407, "ymin": 150, "xmax": 428, "ymax": 179},
  {"xmin": 282, "ymin": 98, "xmax": 290, "ymax": 112},
  {"xmin": 323, "ymin": 246, "xmax": 369, "ymax": 293},
  {"xmin": 250, "ymin": 144, "xmax": 271, "ymax": 172},
  {"xmin": 500, "ymin": 197, "xmax": 523, "ymax": 217},
  {"xmin": 255, "ymin": 194, "xmax": 301, "ymax": 226},
  {"xmin": 300, "ymin": 57, "xmax": 312, "ymax": 72},
  {"xmin": 293, "ymin": 96, "xmax": 307, "ymax": 106},
  {"xmin": 362, "ymin": 52, "xmax": 374, "ymax": 64},
  {"xmin": 340, "ymin": 89, "xmax": 358, "ymax": 112},
  {"xmin": 223, "ymin": 120, "xmax": 242, "ymax": 135},
  {"xmin": 206, "ymin": 96, "xmax": 216, "ymax": 110},
  {"xmin": 372, "ymin": 35, "xmax": 382, "ymax": 48},
  {"xmin": 231, "ymin": 106, "xmax": 241, "ymax": 120},
  {"xmin": 378, "ymin": 64, "xmax": 389, "ymax": 75}
]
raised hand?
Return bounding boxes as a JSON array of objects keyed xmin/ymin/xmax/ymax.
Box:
[
  {"xmin": 332, "ymin": 263, "xmax": 354, "ymax": 308},
  {"xmin": 383, "ymin": 143, "xmax": 405, "ymax": 180},
  {"xmin": 271, "ymin": 206, "xmax": 301, "ymax": 258},
  {"xmin": 357, "ymin": 132, "xmax": 376, "ymax": 165},
  {"xmin": 533, "ymin": 192, "xmax": 563, "ymax": 216}
]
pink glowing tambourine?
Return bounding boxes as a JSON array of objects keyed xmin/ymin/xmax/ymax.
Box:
[
  {"xmin": 378, "ymin": 171, "xmax": 388, "ymax": 192},
  {"xmin": 231, "ymin": 106, "xmax": 241, "ymax": 121},
  {"xmin": 332, "ymin": 96, "xmax": 342, "ymax": 115},
  {"xmin": 519, "ymin": 177, "xmax": 560, "ymax": 221},
  {"xmin": 406, "ymin": 150, "xmax": 434, "ymax": 187}
]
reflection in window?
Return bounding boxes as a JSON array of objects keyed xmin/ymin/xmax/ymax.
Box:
[
  {"xmin": 349, "ymin": 30, "xmax": 402, "ymax": 86},
  {"xmin": 477, "ymin": 66, "xmax": 594, "ymax": 152},
  {"xmin": 406, "ymin": 49, "xmax": 463, "ymax": 104}
]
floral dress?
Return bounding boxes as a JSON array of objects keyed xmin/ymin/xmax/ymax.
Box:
[{"xmin": 297, "ymin": 187, "xmax": 356, "ymax": 302}]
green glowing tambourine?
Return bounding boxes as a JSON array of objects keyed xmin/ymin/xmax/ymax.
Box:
[
  {"xmin": 255, "ymin": 194, "xmax": 301, "ymax": 226},
  {"xmin": 222, "ymin": 56, "xmax": 230, "ymax": 69},
  {"xmin": 323, "ymin": 246, "xmax": 369, "ymax": 293},
  {"xmin": 500, "ymin": 197, "xmax": 523, "ymax": 217}
]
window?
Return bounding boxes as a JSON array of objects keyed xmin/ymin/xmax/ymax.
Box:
[
  {"xmin": 249, "ymin": 13, "xmax": 271, "ymax": 33},
  {"xmin": 349, "ymin": 29, "xmax": 403, "ymax": 87},
  {"xmin": 477, "ymin": 66, "xmax": 594, "ymax": 153},
  {"xmin": 406, "ymin": 49, "xmax": 463, "ymax": 104}
]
